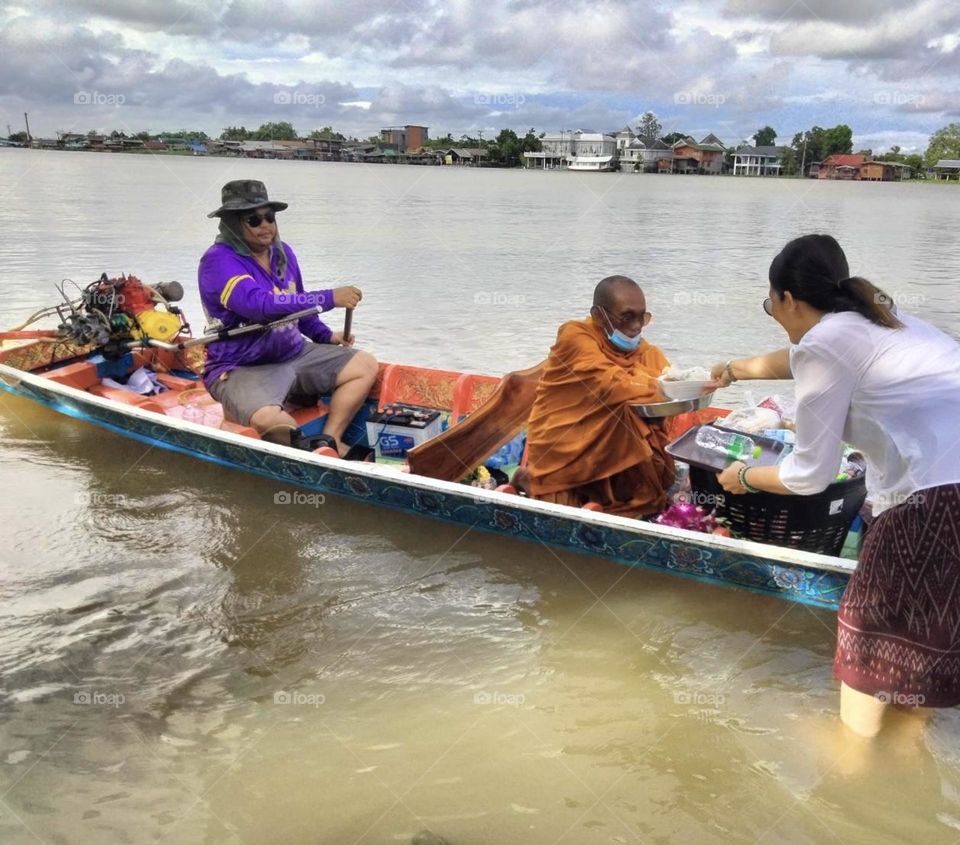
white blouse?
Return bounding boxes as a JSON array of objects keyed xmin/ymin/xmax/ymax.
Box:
[{"xmin": 777, "ymin": 310, "xmax": 960, "ymax": 514}]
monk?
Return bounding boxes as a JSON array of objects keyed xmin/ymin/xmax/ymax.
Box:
[{"xmin": 523, "ymin": 275, "xmax": 675, "ymax": 516}]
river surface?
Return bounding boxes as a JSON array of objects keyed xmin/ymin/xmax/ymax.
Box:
[{"xmin": 1, "ymin": 149, "xmax": 959, "ymax": 844}]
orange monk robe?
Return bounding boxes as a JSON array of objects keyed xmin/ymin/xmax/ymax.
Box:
[{"xmin": 525, "ymin": 317, "xmax": 675, "ymax": 517}]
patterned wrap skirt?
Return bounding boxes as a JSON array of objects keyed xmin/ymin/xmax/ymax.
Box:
[{"xmin": 834, "ymin": 482, "xmax": 960, "ymax": 708}]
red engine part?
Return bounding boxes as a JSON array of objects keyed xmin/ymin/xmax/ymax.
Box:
[{"xmin": 115, "ymin": 275, "xmax": 154, "ymax": 315}]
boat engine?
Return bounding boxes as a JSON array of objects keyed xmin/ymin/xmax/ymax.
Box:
[{"xmin": 59, "ymin": 274, "xmax": 187, "ymax": 357}]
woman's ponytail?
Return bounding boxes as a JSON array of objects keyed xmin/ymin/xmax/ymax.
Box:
[
  {"xmin": 769, "ymin": 235, "xmax": 904, "ymax": 330},
  {"xmin": 838, "ymin": 276, "xmax": 903, "ymax": 329}
]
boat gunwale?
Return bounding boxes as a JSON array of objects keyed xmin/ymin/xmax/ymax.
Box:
[{"xmin": 0, "ymin": 358, "xmax": 857, "ymax": 578}]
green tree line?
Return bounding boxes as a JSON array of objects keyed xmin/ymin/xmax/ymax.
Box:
[{"xmin": 7, "ymin": 120, "xmax": 959, "ymax": 173}]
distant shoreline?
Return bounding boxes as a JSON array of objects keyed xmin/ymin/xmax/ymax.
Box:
[{"xmin": 3, "ymin": 146, "xmax": 952, "ymax": 183}]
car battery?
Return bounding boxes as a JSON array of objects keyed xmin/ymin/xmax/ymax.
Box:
[{"xmin": 365, "ymin": 403, "xmax": 443, "ymax": 459}]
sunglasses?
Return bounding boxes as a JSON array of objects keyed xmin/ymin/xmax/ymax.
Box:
[
  {"xmin": 244, "ymin": 210, "xmax": 276, "ymax": 227},
  {"xmin": 762, "ymin": 297, "xmax": 773, "ymax": 316},
  {"xmin": 600, "ymin": 306, "xmax": 652, "ymax": 328}
]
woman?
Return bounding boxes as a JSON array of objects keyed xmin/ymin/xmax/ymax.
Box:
[
  {"xmin": 198, "ymin": 179, "xmax": 378, "ymax": 454},
  {"xmin": 710, "ymin": 234, "xmax": 960, "ymax": 738}
]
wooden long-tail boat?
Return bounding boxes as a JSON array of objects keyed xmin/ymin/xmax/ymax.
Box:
[{"xmin": 0, "ymin": 279, "xmax": 856, "ymax": 609}]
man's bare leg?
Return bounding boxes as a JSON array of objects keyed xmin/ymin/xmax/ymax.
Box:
[
  {"xmin": 322, "ymin": 351, "xmax": 379, "ymax": 455},
  {"xmin": 249, "ymin": 405, "xmax": 299, "ymax": 445}
]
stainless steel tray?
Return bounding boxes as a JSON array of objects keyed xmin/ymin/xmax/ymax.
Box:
[{"xmin": 630, "ymin": 392, "xmax": 716, "ymax": 418}]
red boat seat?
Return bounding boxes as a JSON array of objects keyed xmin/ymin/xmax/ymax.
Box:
[
  {"xmin": 450, "ymin": 373, "xmax": 501, "ymax": 423},
  {"xmin": 377, "ymin": 363, "xmax": 463, "ymax": 412},
  {"xmin": 42, "ymin": 361, "xmax": 100, "ymax": 390},
  {"xmin": 150, "ymin": 390, "xmax": 189, "ymax": 409},
  {"xmin": 87, "ymin": 384, "xmax": 164, "ymax": 414},
  {"xmin": 156, "ymin": 373, "xmax": 199, "ymax": 391}
]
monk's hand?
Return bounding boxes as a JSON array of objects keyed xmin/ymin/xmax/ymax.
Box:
[
  {"xmin": 329, "ymin": 331, "xmax": 355, "ymax": 346},
  {"xmin": 333, "ymin": 286, "xmax": 362, "ymax": 309},
  {"xmin": 717, "ymin": 460, "xmax": 747, "ymax": 494}
]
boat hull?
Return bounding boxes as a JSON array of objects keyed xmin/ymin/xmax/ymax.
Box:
[{"xmin": 0, "ymin": 362, "xmax": 854, "ymax": 609}]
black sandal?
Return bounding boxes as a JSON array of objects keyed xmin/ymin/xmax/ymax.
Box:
[{"xmin": 292, "ymin": 431, "xmax": 339, "ymax": 454}]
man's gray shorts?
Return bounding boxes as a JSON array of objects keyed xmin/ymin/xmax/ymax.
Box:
[{"xmin": 209, "ymin": 342, "xmax": 357, "ymax": 425}]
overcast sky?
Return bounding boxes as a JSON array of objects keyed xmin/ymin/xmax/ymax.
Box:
[{"xmin": 1, "ymin": 0, "xmax": 957, "ymax": 151}]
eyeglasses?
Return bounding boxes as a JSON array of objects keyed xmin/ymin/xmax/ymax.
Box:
[
  {"xmin": 762, "ymin": 297, "xmax": 773, "ymax": 316},
  {"xmin": 244, "ymin": 210, "xmax": 276, "ymax": 227},
  {"xmin": 602, "ymin": 306, "xmax": 652, "ymax": 329}
]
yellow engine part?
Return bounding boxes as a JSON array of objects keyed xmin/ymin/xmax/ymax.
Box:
[{"xmin": 132, "ymin": 310, "xmax": 183, "ymax": 341}]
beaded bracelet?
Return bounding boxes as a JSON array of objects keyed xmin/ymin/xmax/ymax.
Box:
[{"xmin": 738, "ymin": 464, "xmax": 760, "ymax": 493}]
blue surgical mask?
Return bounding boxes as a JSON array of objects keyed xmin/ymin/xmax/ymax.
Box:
[
  {"xmin": 608, "ymin": 327, "xmax": 642, "ymax": 352},
  {"xmin": 598, "ymin": 307, "xmax": 642, "ymax": 352}
]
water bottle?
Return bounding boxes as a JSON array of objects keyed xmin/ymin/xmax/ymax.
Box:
[{"xmin": 695, "ymin": 426, "xmax": 762, "ymax": 461}]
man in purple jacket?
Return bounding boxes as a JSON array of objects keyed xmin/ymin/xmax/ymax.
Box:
[{"xmin": 199, "ymin": 180, "xmax": 378, "ymax": 453}]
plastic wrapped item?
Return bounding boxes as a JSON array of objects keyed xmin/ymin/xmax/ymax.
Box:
[
  {"xmin": 837, "ymin": 448, "xmax": 866, "ymax": 481},
  {"xmin": 486, "ymin": 432, "xmax": 526, "ymax": 469},
  {"xmin": 720, "ymin": 405, "xmax": 782, "ymax": 433},
  {"xmin": 762, "ymin": 428, "xmax": 796, "ymax": 445},
  {"xmin": 757, "ymin": 394, "xmax": 796, "ymax": 421},
  {"xmin": 101, "ymin": 366, "xmax": 167, "ymax": 396}
]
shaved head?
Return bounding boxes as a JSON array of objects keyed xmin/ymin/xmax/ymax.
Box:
[
  {"xmin": 593, "ymin": 275, "xmax": 644, "ymax": 310},
  {"xmin": 590, "ymin": 275, "xmax": 650, "ymax": 350}
]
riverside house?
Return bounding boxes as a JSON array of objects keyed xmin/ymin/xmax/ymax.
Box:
[
  {"xmin": 523, "ymin": 129, "xmax": 616, "ymax": 170},
  {"xmin": 817, "ymin": 154, "xmax": 866, "ymax": 179},
  {"xmin": 620, "ymin": 137, "xmax": 674, "ymax": 172},
  {"xmin": 669, "ymin": 135, "xmax": 725, "ymax": 174},
  {"xmin": 732, "ymin": 145, "xmax": 789, "ymax": 176},
  {"xmin": 933, "ymin": 159, "xmax": 960, "ymax": 180},
  {"xmin": 859, "ymin": 160, "xmax": 912, "ymax": 181}
]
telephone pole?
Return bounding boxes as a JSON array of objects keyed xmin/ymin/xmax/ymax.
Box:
[{"xmin": 23, "ymin": 112, "xmax": 32, "ymax": 142}]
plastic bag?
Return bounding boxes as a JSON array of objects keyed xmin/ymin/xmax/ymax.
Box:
[{"xmin": 721, "ymin": 406, "xmax": 781, "ymax": 433}]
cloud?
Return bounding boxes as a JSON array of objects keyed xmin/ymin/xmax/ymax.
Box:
[
  {"xmin": 0, "ymin": 0, "xmax": 955, "ymax": 148},
  {"xmin": 722, "ymin": 0, "xmax": 915, "ymax": 24}
]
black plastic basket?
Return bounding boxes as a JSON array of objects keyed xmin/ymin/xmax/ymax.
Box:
[{"xmin": 688, "ymin": 465, "xmax": 867, "ymax": 556}]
